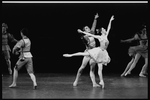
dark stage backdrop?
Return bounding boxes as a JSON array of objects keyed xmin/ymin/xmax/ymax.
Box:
[{"xmin": 2, "ymin": 3, "xmax": 148, "ymax": 75}]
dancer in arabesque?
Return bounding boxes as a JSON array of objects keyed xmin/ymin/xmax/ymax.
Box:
[{"xmin": 63, "ymin": 15, "xmax": 114, "ymax": 88}]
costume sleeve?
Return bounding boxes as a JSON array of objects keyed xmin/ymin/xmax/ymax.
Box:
[{"xmin": 13, "ymin": 40, "xmax": 24, "ymax": 51}]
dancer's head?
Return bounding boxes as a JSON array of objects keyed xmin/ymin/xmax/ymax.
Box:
[
  {"xmin": 20, "ymin": 28, "xmax": 28, "ymax": 38},
  {"xmin": 96, "ymin": 27, "xmax": 107, "ymax": 35},
  {"xmin": 83, "ymin": 26, "xmax": 91, "ymax": 33}
]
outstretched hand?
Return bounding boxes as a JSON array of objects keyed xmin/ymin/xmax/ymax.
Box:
[
  {"xmin": 120, "ymin": 40, "xmax": 125, "ymax": 43},
  {"xmin": 95, "ymin": 13, "xmax": 99, "ymax": 19},
  {"xmin": 77, "ymin": 29, "xmax": 83, "ymax": 33},
  {"xmin": 110, "ymin": 15, "xmax": 114, "ymax": 21}
]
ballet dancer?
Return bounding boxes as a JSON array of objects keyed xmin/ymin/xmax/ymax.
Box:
[
  {"xmin": 9, "ymin": 28, "xmax": 37, "ymax": 89},
  {"xmin": 2, "ymin": 23, "xmax": 18, "ymax": 75},
  {"xmin": 121, "ymin": 25, "xmax": 148, "ymax": 77},
  {"xmin": 63, "ymin": 15, "xmax": 114, "ymax": 88},
  {"xmin": 73, "ymin": 13, "xmax": 100, "ymax": 87}
]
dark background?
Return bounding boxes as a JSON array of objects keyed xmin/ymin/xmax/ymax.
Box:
[{"xmin": 2, "ymin": 3, "xmax": 148, "ymax": 75}]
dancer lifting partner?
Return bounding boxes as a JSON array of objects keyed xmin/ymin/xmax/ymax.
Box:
[
  {"xmin": 73, "ymin": 13, "xmax": 100, "ymax": 87},
  {"xmin": 63, "ymin": 15, "xmax": 114, "ymax": 88}
]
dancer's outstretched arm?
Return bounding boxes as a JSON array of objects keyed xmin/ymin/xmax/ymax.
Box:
[
  {"xmin": 106, "ymin": 15, "xmax": 114, "ymax": 36},
  {"xmin": 78, "ymin": 29, "xmax": 101, "ymax": 40},
  {"xmin": 121, "ymin": 34, "xmax": 138, "ymax": 43},
  {"xmin": 91, "ymin": 13, "xmax": 99, "ymax": 33}
]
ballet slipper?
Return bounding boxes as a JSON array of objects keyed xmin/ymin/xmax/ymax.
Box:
[
  {"xmin": 33, "ymin": 85, "xmax": 37, "ymax": 89},
  {"xmin": 99, "ymin": 81, "xmax": 104, "ymax": 89},
  {"xmin": 9, "ymin": 84, "xmax": 16, "ymax": 88},
  {"xmin": 124, "ymin": 71, "xmax": 131, "ymax": 76},
  {"xmin": 73, "ymin": 81, "xmax": 78, "ymax": 86},
  {"xmin": 121, "ymin": 73, "xmax": 126, "ymax": 77},
  {"xmin": 139, "ymin": 73, "xmax": 146, "ymax": 77},
  {"xmin": 93, "ymin": 83, "xmax": 100, "ymax": 87}
]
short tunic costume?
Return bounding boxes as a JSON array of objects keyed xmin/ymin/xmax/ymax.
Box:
[{"xmin": 13, "ymin": 37, "xmax": 34, "ymax": 73}]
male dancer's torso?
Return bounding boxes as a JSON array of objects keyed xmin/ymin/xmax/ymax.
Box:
[{"xmin": 82, "ymin": 34, "xmax": 96, "ymax": 50}]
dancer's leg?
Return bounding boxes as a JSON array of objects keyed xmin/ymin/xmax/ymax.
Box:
[
  {"xmin": 9, "ymin": 59, "xmax": 25, "ymax": 88},
  {"xmin": 121, "ymin": 57, "xmax": 134, "ymax": 77},
  {"xmin": 4, "ymin": 50, "xmax": 12, "ymax": 75},
  {"xmin": 89, "ymin": 59, "xmax": 100, "ymax": 87},
  {"xmin": 63, "ymin": 52, "xmax": 89, "ymax": 57},
  {"xmin": 73, "ymin": 56, "xmax": 90, "ymax": 86},
  {"xmin": 98, "ymin": 63, "xmax": 104, "ymax": 88},
  {"xmin": 139, "ymin": 57, "xmax": 148, "ymax": 77},
  {"xmin": 9, "ymin": 67, "xmax": 18, "ymax": 87},
  {"xmin": 27, "ymin": 58, "xmax": 37, "ymax": 89},
  {"xmin": 6, "ymin": 58, "xmax": 12, "ymax": 75},
  {"xmin": 125, "ymin": 53, "xmax": 141, "ymax": 76}
]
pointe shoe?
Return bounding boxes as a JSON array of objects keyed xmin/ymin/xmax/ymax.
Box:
[
  {"xmin": 73, "ymin": 81, "xmax": 78, "ymax": 87},
  {"xmin": 63, "ymin": 54, "xmax": 72, "ymax": 57},
  {"xmin": 99, "ymin": 81, "xmax": 104, "ymax": 89},
  {"xmin": 33, "ymin": 85, "xmax": 37, "ymax": 89},
  {"xmin": 121, "ymin": 73, "xmax": 125, "ymax": 77},
  {"xmin": 93, "ymin": 84, "xmax": 100, "ymax": 87},
  {"xmin": 124, "ymin": 72, "xmax": 131, "ymax": 76},
  {"xmin": 9, "ymin": 84, "xmax": 17, "ymax": 88},
  {"xmin": 139, "ymin": 73, "xmax": 146, "ymax": 77}
]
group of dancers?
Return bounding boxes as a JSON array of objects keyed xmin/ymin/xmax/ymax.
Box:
[
  {"xmin": 2, "ymin": 23, "xmax": 37, "ymax": 89},
  {"xmin": 2, "ymin": 13, "xmax": 148, "ymax": 89},
  {"xmin": 63, "ymin": 13, "xmax": 148, "ymax": 88}
]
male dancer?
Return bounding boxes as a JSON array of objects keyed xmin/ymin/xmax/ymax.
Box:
[
  {"xmin": 9, "ymin": 28, "xmax": 37, "ymax": 89},
  {"xmin": 2, "ymin": 23, "xmax": 17, "ymax": 75}
]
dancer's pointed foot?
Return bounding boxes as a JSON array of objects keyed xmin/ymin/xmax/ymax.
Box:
[
  {"xmin": 63, "ymin": 54, "xmax": 72, "ymax": 57},
  {"xmin": 33, "ymin": 85, "xmax": 37, "ymax": 90},
  {"xmin": 73, "ymin": 81, "xmax": 78, "ymax": 87},
  {"xmin": 9, "ymin": 84, "xmax": 16, "ymax": 88},
  {"xmin": 99, "ymin": 81, "xmax": 104, "ymax": 89},
  {"xmin": 93, "ymin": 83, "xmax": 100, "ymax": 87},
  {"xmin": 139, "ymin": 73, "xmax": 146, "ymax": 77},
  {"xmin": 121, "ymin": 73, "xmax": 126, "ymax": 77},
  {"xmin": 124, "ymin": 71, "xmax": 131, "ymax": 76}
]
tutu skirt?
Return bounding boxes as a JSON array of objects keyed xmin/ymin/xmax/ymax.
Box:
[
  {"xmin": 128, "ymin": 45, "xmax": 148, "ymax": 58},
  {"xmin": 87, "ymin": 47, "xmax": 110, "ymax": 65}
]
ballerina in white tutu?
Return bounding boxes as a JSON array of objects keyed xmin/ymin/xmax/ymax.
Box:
[{"xmin": 63, "ymin": 15, "xmax": 114, "ymax": 88}]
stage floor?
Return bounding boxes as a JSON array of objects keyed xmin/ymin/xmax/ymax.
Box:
[{"xmin": 2, "ymin": 73, "xmax": 148, "ymax": 99}]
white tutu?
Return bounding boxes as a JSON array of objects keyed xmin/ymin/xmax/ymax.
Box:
[{"xmin": 87, "ymin": 47, "xmax": 110, "ymax": 65}]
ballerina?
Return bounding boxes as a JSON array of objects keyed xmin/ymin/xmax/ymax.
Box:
[{"xmin": 120, "ymin": 25, "xmax": 148, "ymax": 77}]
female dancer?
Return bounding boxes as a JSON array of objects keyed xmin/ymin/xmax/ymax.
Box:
[
  {"xmin": 63, "ymin": 15, "xmax": 114, "ymax": 88},
  {"xmin": 73, "ymin": 13, "xmax": 100, "ymax": 87},
  {"xmin": 121, "ymin": 25, "xmax": 148, "ymax": 77}
]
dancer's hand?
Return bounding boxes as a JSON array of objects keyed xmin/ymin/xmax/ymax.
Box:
[
  {"xmin": 95, "ymin": 13, "xmax": 99, "ymax": 19},
  {"xmin": 63, "ymin": 54, "xmax": 72, "ymax": 57},
  {"xmin": 77, "ymin": 29, "xmax": 83, "ymax": 33},
  {"xmin": 120, "ymin": 40, "xmax": 125, "ymax": 43},
  {"xmin": 110, "ymin": 15, "xmax": 114, "ymax": 21}
]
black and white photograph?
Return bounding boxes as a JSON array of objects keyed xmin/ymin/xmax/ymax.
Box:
[{"xmin": 2, "ymin": 1, "xmax": 148, "ymax": 99}]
